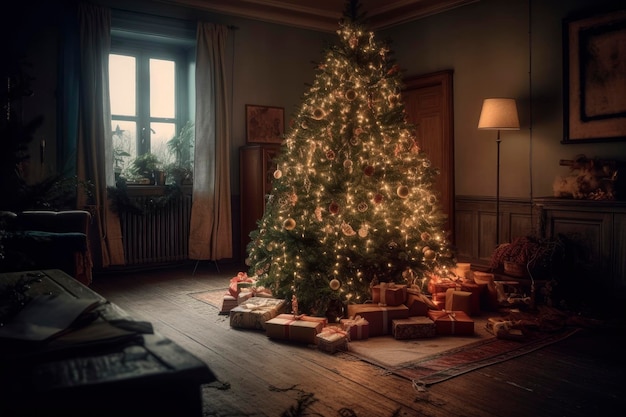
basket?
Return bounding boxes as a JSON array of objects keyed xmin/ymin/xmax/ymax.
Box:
[{"xmin": 503, "ymin": 261, "xmax": 527, "ymax": 278}]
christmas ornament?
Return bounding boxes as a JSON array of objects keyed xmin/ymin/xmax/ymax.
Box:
[
  {"xmin": 329, "ymin": 201, "xmax": 340, "ymax": 214},
  {"xmin": 273, "ymin": 169, "xmax": 282, "ymax": 179},
  {"xmin": 341, "ymin": 222, "xmax": 356, "ymax": 236},
  {"xmin": 357, "ymin": 202, "xmax": 368, "ymax": 212},
  {"xmin": 424, "ymin": 249, "xmax": 436, "ymax": 260},
  {"xmin": 363, "ymin": 165, "xmax": 374, "ymax": 176},
  {"xmin": 283, "ymin": 218, "xmax": 296, "ymax": 230},
  {"xmin": 329, "ymin": 278, "xmax": 341, "ymax": 291},
  {"xmin": 397, "ymin": 185, "xmax": 409, "ymax": 198},
  {"xmin": 373, "ymin": 193, "xmax": 383, "ymax": 204},
  {"xmin": 312, "ymin": 108, "xmax": 325, "ymax": 120}
]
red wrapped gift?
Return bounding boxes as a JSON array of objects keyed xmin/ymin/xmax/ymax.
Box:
[
  {"xmin": 444, "ymin": 288, "xmax": 473, "ymax": 316},
  {"xmin": 340, "ymin": 315, "xmax": 369, "ymax": 340},
  {"xmin": 406, "ymin": 289, "xmax": 439, "ymax": 316},
  {"xmin": 427, "ymin": 278, "xmax": 457, "ymax": 295},
  {"xmin": 460, "ymin": 282, "xmax": 483, "ymax": 315},
  {"xmin": 392, "ymin": 316, "xmax": 436, "ymax": 339},
  {"xmin": 371, "ymin": 283, "xmax": 407, "ymax": 306},
  {"xmin": 346, "ymin": 304, "xmax": 409, "ymax": 337},
  {"xmin": 427, "ymin": 310, "xmax": 474, "ymax": 336}
]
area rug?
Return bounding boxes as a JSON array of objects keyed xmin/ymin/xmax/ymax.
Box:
[
  {"xmin": 189, "ymin": 288, "xmax": 229, "ymax": 310},
  {"xmin": 366, "ymin": 327, "xmax": 581, "ymax": 386}
]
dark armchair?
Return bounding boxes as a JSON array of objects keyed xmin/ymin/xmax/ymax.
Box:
[{"xmin": 0, "ymin": 210, "xmax": 93, "ymax": 286}]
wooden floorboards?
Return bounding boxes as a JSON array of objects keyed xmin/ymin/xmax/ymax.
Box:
[{"xmin": 90, "ymin": 262, "xmax": 626, "ymax": 417}]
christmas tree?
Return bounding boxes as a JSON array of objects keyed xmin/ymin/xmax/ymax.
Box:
[{"xmin": 246, "ymin": 0, "xmax": 457, "ymax": 317}]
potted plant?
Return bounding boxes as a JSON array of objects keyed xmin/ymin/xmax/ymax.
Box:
[
  {"xmin": 129, "ymin": 153, "xmax": 162, "ymax": 185},
  {"xmin": 165, "ymin": 121, "xmax": 194, "ymax": 185}
]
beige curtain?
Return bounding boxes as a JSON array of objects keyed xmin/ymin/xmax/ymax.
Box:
[
  {"xmin": 189, "ymin": 23, "xmax": 233, "ymax": 260},
  {"xmin": 77, "ymin": 2, "xmax": 125, "ymax": 267}
]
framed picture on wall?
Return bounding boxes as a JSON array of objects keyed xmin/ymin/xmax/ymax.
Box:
[
  {"xmin": 245, "ymin": 105, "xmax": 285, "ymax": 144},
  {"xmin": 563, "ymin": 9, "xmax": 626, "ymax": 143}
]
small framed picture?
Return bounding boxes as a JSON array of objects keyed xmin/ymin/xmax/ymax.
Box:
[
  {"xmin": 246, "ymin": 104, "xmax": 285, "ymax": 144},
  {"xmin": 563, "ymin": 9, "xmax": 626, "ymax": 143}
]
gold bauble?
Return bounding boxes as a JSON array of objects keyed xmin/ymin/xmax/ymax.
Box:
[
  {"xmin": 329, "ymin": 278, "xmax": 341, "ymax": 291},
  {"xmin": 283, "ymin": 218, "xmax": 296, "ymax": 230}
]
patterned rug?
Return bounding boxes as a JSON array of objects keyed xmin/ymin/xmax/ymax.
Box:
[
  {"xmin": 381, "ymin": 327, "xmax": 581, "ymax": 386},
  {"xmin": 189, "ymin": 288, "xmax": 229, "ymax": 310}
]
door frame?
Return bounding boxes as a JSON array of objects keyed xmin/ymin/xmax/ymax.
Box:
[{"xmin": 402, "ymin": 70, "xmax": 455, "ymax": 243}]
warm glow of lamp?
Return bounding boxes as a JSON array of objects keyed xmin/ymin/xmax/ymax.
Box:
[{"xmin": 478, "ymin": 98, "xmax": 520, "ymax": 245}]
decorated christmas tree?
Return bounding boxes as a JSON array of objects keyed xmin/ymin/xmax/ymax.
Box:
[{"xmin": 246, "ymin": 0, "xmax": 457, "ymax": 317}]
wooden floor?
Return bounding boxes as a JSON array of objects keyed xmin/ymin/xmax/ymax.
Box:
[{"xmin": 90, "ymin": 261, "xmax": 626, "ymax": 417}]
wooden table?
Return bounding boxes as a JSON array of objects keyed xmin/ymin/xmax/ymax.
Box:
[{"xmin": 0, "ymin": 269, "xmax": 216, "ymax": 417}]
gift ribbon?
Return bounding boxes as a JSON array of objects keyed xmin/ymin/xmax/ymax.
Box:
[
  {"xmin": 444, "ymin": 310, "xmax": 456, "ymax": 334},
  {"xmin": 281, "ymin": 319, "xmax": 296, "ymax": 339},
  {"xmin": 381, "ymin": 308, "xmax": 388, "ymax": 334}
]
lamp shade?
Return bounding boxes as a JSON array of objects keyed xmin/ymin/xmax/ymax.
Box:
[{"xmin": 478, "ymin": 98, "xmax": 520, "ymax": 130}]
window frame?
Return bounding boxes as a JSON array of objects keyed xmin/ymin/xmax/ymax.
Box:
[{"xmin": 110, "ymin": 38, "xmax": 190, "ymax": 159}]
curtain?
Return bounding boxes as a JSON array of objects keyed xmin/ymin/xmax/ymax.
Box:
[
  {"xmin": 76, "ymin": 2, "xmax": 125, "ymax": 267},
  {"xmin": 188, "ymin": 23, "xmax": 233, "ymax": 260}
]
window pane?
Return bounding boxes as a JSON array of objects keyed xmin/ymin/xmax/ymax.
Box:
[
  {"xmin": 109, "ymin": 55, "xmax": 136, "ymax": 116},
  {"xmin": 150, "ymin": 59, "xmax": 175, "ymax": 118},
  {"xmin": 150, "ymin": 122, "xmax": 176, "ymax": 166},
  {"xmin": 112, "ymin": 120, "xmax": 137, "ymax": 177}
]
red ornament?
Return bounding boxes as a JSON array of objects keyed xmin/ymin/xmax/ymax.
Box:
[
  {"xmin": 373, "ymin": 194, "xmax": 383, "ymax": 204},
  {"xmin": 329, "ymin": 201, "xmax": 340, "ymax": 214},
  {"xmin": 363, "ymin": 165, "xmax": 375, "ymax": 176}
]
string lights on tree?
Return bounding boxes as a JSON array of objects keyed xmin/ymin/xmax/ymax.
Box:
[{"xmin": 246, "ymin": 0, "xmax": 456, "ymax": 317}]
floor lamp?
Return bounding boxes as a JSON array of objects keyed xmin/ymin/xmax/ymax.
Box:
[{"xmin": 478, "ymin": 98, "xmax": 520, "ymax": 245}]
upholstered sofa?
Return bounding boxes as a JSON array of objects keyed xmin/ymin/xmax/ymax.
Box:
[{"xmin": 0, "ymin": 210, "xmax": 93, "ymax": 286}]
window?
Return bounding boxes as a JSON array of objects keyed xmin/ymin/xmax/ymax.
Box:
[{"xmin": 109, "ymin": 33, "xmax": 194, "ymax": 183}]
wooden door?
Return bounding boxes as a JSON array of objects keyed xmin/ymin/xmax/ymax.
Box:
[{"xmin": 402, "ymin": 70, "xmax": 455, "ymax": 242}]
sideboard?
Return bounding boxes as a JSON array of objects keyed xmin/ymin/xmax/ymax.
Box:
[{"xmin": 533, "ymin": 197, "xmax": 626, "ymax": 296}]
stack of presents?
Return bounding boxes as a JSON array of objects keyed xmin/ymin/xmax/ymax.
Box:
[{"xmin": 220, "ymin": 264, "xmax": 522, "ymax": 354}]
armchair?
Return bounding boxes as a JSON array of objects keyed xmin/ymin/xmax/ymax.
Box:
[{"xmin": 0, "ymin": 210, "xmax": 93, "ymax": 286}]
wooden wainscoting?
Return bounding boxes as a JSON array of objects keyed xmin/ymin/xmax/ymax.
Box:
[{"xmin": 454, "ymin": 195, "xmax": 536, "ymax": 267}]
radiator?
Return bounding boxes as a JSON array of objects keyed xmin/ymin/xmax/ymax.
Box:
[{"xmin": 120, "ymin": 193, "xmax": 192, "ymax": 265}]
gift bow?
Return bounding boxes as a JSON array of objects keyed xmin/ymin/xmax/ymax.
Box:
[{"xmin": 319, "ymin": 326, "xmax": 349, "ymax": 342}]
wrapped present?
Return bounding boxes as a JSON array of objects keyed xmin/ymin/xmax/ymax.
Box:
[
  {"xmin": 346, "ymin": 304, "xmax": 409, "ymax": 337},
  {"xmin": 265, "ymin": 314, "xmax": 324, "ymax": 344},
  {"xmin": 237, "ymin": 286, "xmax": 273, "ymax": 304},
  {"xmin": 427, "ymin": 310, "xmax": 474, "ymax": 336},
  {"xmin": 444, "ymin": 288, "xmax": 473, "ymax": 316},
  {"xmin": 219, "ymin": 294, "xmax": 238, "ymax": 315},
  {"xmin": 316, "ymin": 326, "xmax": 349, "ymax": 354},
  {"xmin": 427, "ymin": 278, "xmax": 458, "ymax": 295},
  {"xmin": 340, "ymin": 315, "xmax": 369, "ymax": 340},
  {"xmin": 460, "ymin": 282, "xmax": 483, "ymax": 315},
  {"xmin": 229, "ymin": 297, "xmax": 286, "ymax": 330},
  {"xmin": 406, "ymin": 288, "xmax": 439, "ymax": 316},
  {"xmin": 392, "ymin": 316, "xmax": 436, "ymax": 339},
  {"xmin": 228, "ymin": 272, "xmax": 256, "ymax": 297},
  {"xmin": 274, "ymin": 313, "xmax": 328, "ymax": 327},
  {"xmin": 473, "ymin": 271, "xmax": 498, "ymax": 310},
  {"xmin": 371, "ymin": 283, "xmax": 407, "ymax": 306}
]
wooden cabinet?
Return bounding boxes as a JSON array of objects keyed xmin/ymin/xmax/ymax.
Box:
[
  {"xmin": 534, "ymin": 197, "xmax": 626, "ymax": 295},
  {"xmin": 239, "ymin": 144, "xmax": 280, "ymax": 261}
]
